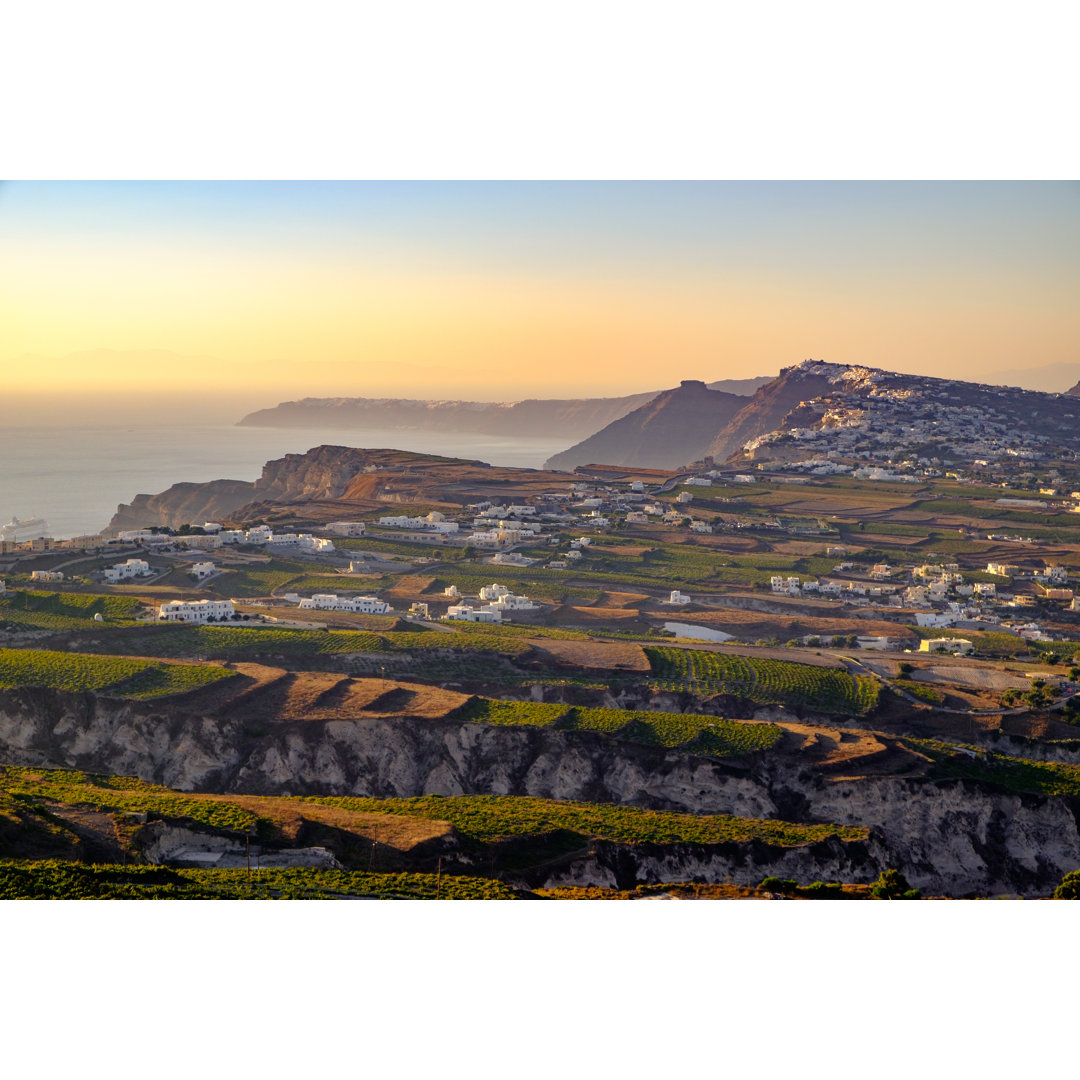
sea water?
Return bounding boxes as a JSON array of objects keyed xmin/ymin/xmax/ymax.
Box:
[{"xmin": 0, "ymin": 425, "xmax": 571, "ymax": 540}]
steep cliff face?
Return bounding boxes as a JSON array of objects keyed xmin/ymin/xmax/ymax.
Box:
[
  {"xmin": 705, "ymin": 365, "xmax": 839, "ymax": 461},
  {"xmin": 544, "ymin": 381, "xmax": 749, "ymax": 472},
  {"xmin": 535, "ymin": 836, "xmax": 883, "ymax": 892},
  {"xmin": 2, "ymin": 685, "xmax": 1078, "ymax": 895},
  {"xmin": 106, "ymin": 480, "xmax": 257, "ymax": 534},
  {"xmin": 105, "ymin": 445, "xmax": 378, "ymax": 533}
]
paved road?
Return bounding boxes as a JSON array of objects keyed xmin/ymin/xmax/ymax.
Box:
[{"xmin": 654, "ymin": 472, "xmax": 692, "ymax": 493}]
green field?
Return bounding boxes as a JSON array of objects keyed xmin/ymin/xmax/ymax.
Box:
[
  {"xmin": 454, "ymin": 698, "xmax": 782, "ymax": 756},
  {"xmin": 1, "ymin": 766, "xmax": 258, "ymax": 832},
  {"xmin": 300, "ymin": 793, "xmax": 867, "ymax": 848},
  {"xmin": 645, "ymin": 647, "xmax": 879, "ymax": 715},
  {"xmin": 72, "ymin": 623, "xmax": 534, "ymax": 660},
  {"xmin": 0, "ymin": 861, "xmax": 521, "ymax": 900},
  {"xmin": 904, "ymin": 738, "xmax": 1080, "ymax": 798},
  {"xmin": 0, "ymin": 649, "xmax": 233, "ymax": 699},
  {"xmin": 0, "ymin": 590, "xmax": 143, "ymax": 631}
]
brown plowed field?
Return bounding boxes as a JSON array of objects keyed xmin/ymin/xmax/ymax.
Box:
[{"xmin": 528, "ymin": 639, "xmax": 650, "ymax": 672}]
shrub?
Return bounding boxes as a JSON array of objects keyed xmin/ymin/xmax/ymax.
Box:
[
  {"xmin": 1054, "ymin": 870, "xmax": 1080, "ymax": 899},
  {"xmin": 870, "ymin": 868, "xmax": 920, "ymax": 899}
]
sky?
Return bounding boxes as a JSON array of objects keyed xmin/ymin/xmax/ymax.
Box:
[{"xmin": 2, "ymin": 180, "xmax": 1078, "ymax": 424}]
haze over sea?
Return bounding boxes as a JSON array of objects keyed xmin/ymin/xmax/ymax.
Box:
[{"xmin": 0, "ymin": 425, "xmax": 570, "ymax": 541}]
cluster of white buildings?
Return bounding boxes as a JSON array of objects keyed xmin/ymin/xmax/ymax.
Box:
[
  {"xmin": 738, "ymin": 361, "xmax": 1071, "ymax": 476},
  {"xmin": 378, "ymin": 512, "xmax": 459, "ymax": 534},
  {"xmin": 114, "ymin": 525, "xmax": 335, "ymax": 553},
  {"xmin": 443, "ymin": 583, "xmax": 539, "ymax": 624}
]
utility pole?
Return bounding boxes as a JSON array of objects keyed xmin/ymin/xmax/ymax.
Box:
[{"xmin": 436, "ymin": 856, "xmax": 442, "ymax": 900}]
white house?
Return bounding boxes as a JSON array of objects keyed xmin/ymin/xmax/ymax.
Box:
[
  {"xmin": 665, "ymin": 590, "xmax": 691, "ymax": 605},
  {"xmin": 158, "ymin": 598, "xmax": 236, "ymax": 623},
  {"xmin": 914, "ymin": 611, "xmax": 960, "ymax": 628},
  {"xmin": 689, "ymin": 521, "xmax": 713, "ymax": 534},
  {"xmin": 265, "ymin": 532, "xmax": 335, "ymax": 553},
  {"xmin": 297, "ymin": 594, "xmax": 391, "ymax": 614},
  {"xmin": 675, "ymin": 492, "xmax": 694, "ymax": 504},
  {"xmin": 190, "ymin": 561, "xmax": 217, "ymax": 580},
  {"xmin": 444, "ymin": 602, "xmax": 502, "ymax": 623},
  {"xmin": 30, "ymin": 570, "xmax": 64, "ymax": 582},
  {"xmin": 771, "ymin": 575, "xmax": 801, "ymax": 596},
  {"xmin": 478, "ymin": 583, "xmax": 538, "ymax": 610},
  {"xmin": 104, "ymin": 558, "xmax": 151, "ymax": 583}
]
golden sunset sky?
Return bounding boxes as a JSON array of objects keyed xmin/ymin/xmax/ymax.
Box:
[{"xmin": 2, "ymin": 181, "xmax": 1077, "ymax": 420}]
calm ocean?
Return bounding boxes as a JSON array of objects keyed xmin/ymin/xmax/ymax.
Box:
[{"xmin": 0, "ymin": 425, "xmax": 571, "ymax": 540}]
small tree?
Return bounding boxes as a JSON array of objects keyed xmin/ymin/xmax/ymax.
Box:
[{"xmin": 870, "ymin": 868, "xmax": 921, "ymax": 900}]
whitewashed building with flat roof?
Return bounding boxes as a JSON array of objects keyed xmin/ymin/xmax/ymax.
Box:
[
  {"xmin": 297, "ymin": 594, "xmax": 390, "ymax": 614},
  {"xmin": 104, "ymin": 558, "xmax": 151, "ymax": 583},
  {"xmin": 158, "ymin": 599, "xmax": 236, "ymax": 623},
  {"xmin": 444, "ymin": 602, "xmax": 502, "ymax": 623}
]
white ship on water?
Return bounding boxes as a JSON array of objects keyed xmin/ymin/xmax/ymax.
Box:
[{"xmin": 1, "ymin": 516, "xmax": 50, "ymax": 543}]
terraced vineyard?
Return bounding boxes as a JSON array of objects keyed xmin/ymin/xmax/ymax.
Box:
[
  {"xmin": 0, "ymin": 649, "xmax": 233, "ymax": 699},
  {"xmin": 454, "ymin": 698, "xmax": 782, "ymax": 756},
  {"xmin": 644, "ymin": 647, "xmax": 879, "ymax": 715},
  {"xmin": 0, "ymin": 861, "xmax": 521, "ymax": 900},
  {"xmin": 1, "ymin": 766, "xmax": 259, "ymax": 832},
  {"xmin": 0, "ymin": 590, "xmax": 143, "ymax": 631},
  {"xmin": 300, "ymin": 794, "xmax": 867, "ymax": 847},
  {"xmin": 74, "ymin": 624, "xmax": 532, "ymax": 661},
  {"xmin": 902, "ymin": 739, "xmax": 1080, "ymax": 798}
]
